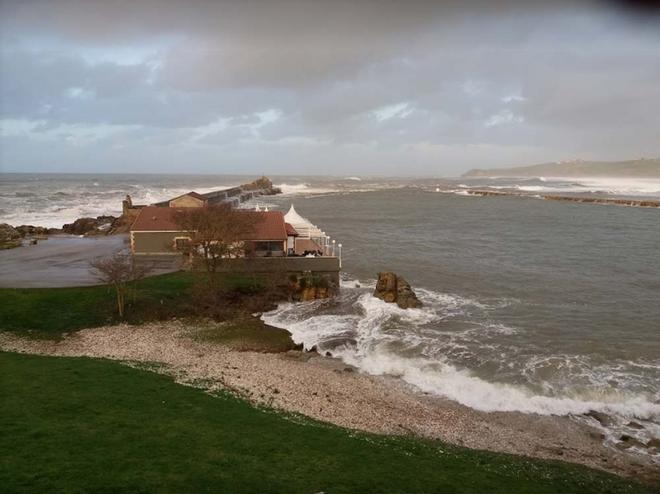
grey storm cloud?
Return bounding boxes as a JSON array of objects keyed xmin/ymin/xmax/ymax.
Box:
[{"xmin": 1, "ymin": 0, "xmax": 659, "ymax": 175}]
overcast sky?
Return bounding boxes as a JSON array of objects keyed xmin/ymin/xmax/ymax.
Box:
[{"xmin": 1, "ymin": 0, "xmax": 659, "ymax": 176}]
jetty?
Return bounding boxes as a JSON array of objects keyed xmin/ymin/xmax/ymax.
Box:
[{"xmin": 464, "ymin": 189, "xmax": 660, "ymax": 208}]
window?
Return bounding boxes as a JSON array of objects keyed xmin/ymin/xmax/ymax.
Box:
[
  {"xmin": 174, "ymin": 237, "xmax": 191, "ymax": 251},
  {"xmin": 254, "ymin": 241, "xmax": 283, "ymax": 252}
]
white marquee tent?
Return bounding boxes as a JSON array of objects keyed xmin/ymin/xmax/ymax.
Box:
[{"xmin": 284, "ymin": 205, "xmax": 325, "ymax": 241}]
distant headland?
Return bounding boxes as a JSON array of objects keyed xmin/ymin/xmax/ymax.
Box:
[{"xmin": 463, "ymin": 158, "xmax": 660, "ymax": 178}]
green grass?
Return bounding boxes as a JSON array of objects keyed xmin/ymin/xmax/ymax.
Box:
[
  {"xmin": 0, "ymin": 272, "xmax": 272, "ymax": 338},
  {"xmin": 0, "ymin": 272, "xmax": 195, "ymax": 336},
  {"xmin": 0, "ymin": 352, "xmax": 651, "ymax": 494},
  {"xmin": 195, "ymin": 316, "xmax": 298, "ymax": 353}
]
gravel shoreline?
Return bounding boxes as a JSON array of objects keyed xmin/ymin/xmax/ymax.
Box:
[{"xmin": 1, "ymin": 321, "xmax": 657, "ymax": 483}]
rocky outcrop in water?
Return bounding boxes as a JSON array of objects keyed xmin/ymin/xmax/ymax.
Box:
[
  {"xmin": 241, "ymin": 176, "xmax": 282, "ymax": 195},
  {"xmin": 62, "ymin": 216, "xmax": 117, "ymax": 235},
  {"xmin": 0, "ymin": 223, "xmax": 22, "ymax": 249},
  {"xmin": 14, "ymin": 225, "xmax": 61, "ymax": 236},
  {"xmin": 373, "ymin": 272, "xmax": 422, "ymax": 309},
  {"xmin": 288, "ymin": 273, "xmax": 337, "ymax": 301}
]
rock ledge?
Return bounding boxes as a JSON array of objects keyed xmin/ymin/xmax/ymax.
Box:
[{"xmin": 373, "ymin": 272, "xmax": 422, "ymax": 309}]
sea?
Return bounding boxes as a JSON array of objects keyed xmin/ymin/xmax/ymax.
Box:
[{"xmin": 1, "ymin": 172, "xmax": 659, "ymax": 455}]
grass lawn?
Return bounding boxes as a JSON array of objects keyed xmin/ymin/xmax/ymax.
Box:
[
  {"xmin": 0, "ymin": 352, "xmax": 651, "ymax": 494},
  {"xmin": 0, "ymin": 272, "xmax": 195, "ymax": 336},
  {"xmin": 194, "ymin": 316, "xmax": 299, "ymax": 353},
  {"xmin": 0, "ymin": 272, "xmax": 271, "ymax": 338}
]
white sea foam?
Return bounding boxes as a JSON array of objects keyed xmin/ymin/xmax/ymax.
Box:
[
  {"xmin": 0, "ymin": 182, "xmax": 233, "ymax": 228},
  {"xmin": 563, "ymin": 177, "xmax": 660, "ymax": 197},
  {"xmin": 275, "ymin": 183, "xmax": 337, "ymax": 196},
  {"xmin": 262, "ymin": 281, "xmax": 660, "ymax": 425},
  {"xmin": 455, "ymin": 176, "xmax": 660, "ymax": 198},
  {"xmin": 275, "ymin": 182, "xmax": 390, "ymax": 196},
  {"xmin": 350, "ymin": 350, "xmax": 660, "ymax": 418},
  {"xmin": 499, "ymin": 177, "xmax": 660, "ymax": 197}
]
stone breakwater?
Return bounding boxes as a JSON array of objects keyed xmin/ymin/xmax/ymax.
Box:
[
  {"xmin": 465, "ymin": 189, "xmax": 660, "ymax": 208},
  {"xmin": 4, "ymin": 176, "xmax": 283, "ymax": 245}
]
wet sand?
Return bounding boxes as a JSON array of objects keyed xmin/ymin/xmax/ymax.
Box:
[
  {"xmin": 0, "ymin": 235, "xmax": 128, "ymax": 287},
  {"xmin": 0, "ymin": 235, "xmax": 175, "ymax": 288},
  {"xmin": 1, "ymin": 321, "xmax": 657, "ymax": 484}
]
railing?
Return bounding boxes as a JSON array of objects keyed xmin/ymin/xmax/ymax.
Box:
[
  {"xmin": 194, "ymin": 256, "xmax": 341, "ymax": 273},
  {"xmin": 319, "ymin": 236, "xmax": 342, "ymax": 268}
]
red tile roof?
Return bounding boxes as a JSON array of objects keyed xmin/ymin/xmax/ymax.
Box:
[
  {"xmin": 131, "ymin": 207, "xmax": 288, "ymax": 241},
  {"xmin": 285, "ymin": 222, "xmax": 299, "ymax": 237},
  {"xmin": 131, "ymin": 206, "xmax": 187, "ymax": 231},
  {"xmin": 243, "ymin": 211, "xmax": 287, "ymax": 241}
]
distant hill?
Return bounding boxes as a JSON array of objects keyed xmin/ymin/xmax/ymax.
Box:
[{"xmin": 462, "ymin": 159, "xmax": 660, "ymax": 178}]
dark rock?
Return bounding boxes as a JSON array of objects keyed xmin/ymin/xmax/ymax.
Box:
[
  {"xmin": 627, "ymin": 421, "xmax": 644, "ymax": 430},
  {"xmin": 585, "ymin": 410, "xmax": 612, "ymax": 427},
  {"xmin": 62, "ymin": 216, "xmax": 116, "ymax": 235},
  {"xmin": 373, "ymin": 272, "xmax": 422, "ymax": 309},
  {"xmin": 588, "ymin": 431, "xmax": 605, "ymax": 441},
  {"xmin": 617, "ymin": 435, "xmax": 646, "ymax": 450},
  {"xmin": 15, "ymin": 224, "xmax": 53, "ymax": 237},
  {"xmin": 646, "ymin": 438, "xmax": 660, "ymax": 449},
  {"xmin": 62, "ymin": 217, "xmax": 99, "ymax": 235},
  {"xmin": 241, "ymin": 176, "xmax": 281, "ymax": 196},
  {"xmin": 0, "ymin": 223, "xmax": 22, "ymax": 249}
]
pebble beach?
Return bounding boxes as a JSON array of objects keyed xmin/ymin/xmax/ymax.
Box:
[{"xmin": 1, "ymin": 320, "xmax": 657, "ymax": 484}]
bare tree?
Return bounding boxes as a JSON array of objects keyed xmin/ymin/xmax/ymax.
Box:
[
  {"xmin": 174, "ymin": 204, "xmax": 261, "ymax": 274},
  {"xmin": 89, "ymin": 252, "xmax": 152, "ymax": 318}
]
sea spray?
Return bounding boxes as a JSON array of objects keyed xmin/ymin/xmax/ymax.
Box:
[{"xmin": 262, "ymin": 277, "xmax": 660, "ymax": 452}]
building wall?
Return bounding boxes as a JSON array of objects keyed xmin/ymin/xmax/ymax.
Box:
[
  {"xmin": 169, "ymin": 195, "xmax": 205, "ymax": 208},
  {"xmin": 132, "ymin": 231, "xmax": 183, "ymax": 254},
  {"xmin": 195, "ymin": 256, "xmax": 341, "ymax": 287},
  {"xmin": 210, "ymin": 256, "xmax": 340, "ymax": 272},
  {"xmin": 249, "ymin": 240, "xmax": 286, "ymax": 256}
]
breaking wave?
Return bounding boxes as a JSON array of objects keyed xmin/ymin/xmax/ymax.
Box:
[
  {"xmin": 0, "ymin": 179, "xmax": 234, "ymax": 228},
  {"xmin": 454, "ymin": 177, "xmax": 660, "ymax": 198},
  {"xmin": 275, "ymin": 183, "xmax": 338, "ymax": 196},
  {"xmin": 262, "ymin": 278, "xmax": 660, "ymax": 446}
]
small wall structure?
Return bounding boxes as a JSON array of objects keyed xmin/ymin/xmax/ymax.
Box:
[
  {"xmin": 196, "ymin": 256, "xmax": 341, "ymax": 296},
  {"xmin": 169, "ymin": 192, "xmax": 207, "ymax": 208},
  {"xmin": 131, "ymin": 231, "xmax": 185, "ymax": 255}
]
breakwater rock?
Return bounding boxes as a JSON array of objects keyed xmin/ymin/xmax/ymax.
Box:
[
  {"xmin": 373, "ymin": 272, "xmax": 422, "ymax": 309},
  {"xmin": 14, "ymin": 225, "xmax": 62, "ymax": 237},
  {"xmin": 0, "ymin": 223, "xmax": 22, "ymax": 249},
  {"xmin": 241, "ymin": 176, "xmax": 282, "ymax": 195},
  {"xmin": 465, "ymin": 189, "xmax": 660, "ymax": 208},
  {"xmin": 288, "ymin": 273, "xmax": 337, "ymax": 301},
  {"xmin": 62, "ymin": 216, "xmax": 118, "ymax": 235}
]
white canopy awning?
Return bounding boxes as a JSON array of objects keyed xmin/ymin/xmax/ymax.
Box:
[{"xmin": 284, "ymin": 205, "xmax": 325, "ymax": 239}]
